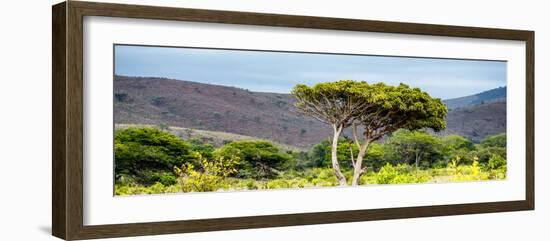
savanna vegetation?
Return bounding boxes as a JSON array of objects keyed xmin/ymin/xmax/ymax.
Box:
[{"xmin": 114, "ymin": 80, "xmax": 507, "ymax": 195}]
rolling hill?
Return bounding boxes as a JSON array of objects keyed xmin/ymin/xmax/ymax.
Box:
[
  {"xmin": 443, "ymin": 86, "xmax": 506, "ymax": 110},
  {"xmin": 114, "ymin": 76, "xmax": 506, "ymax": 147},
  {"xmin": 436, "ymin": 101, "xmax": 506, "ymax": 142}
]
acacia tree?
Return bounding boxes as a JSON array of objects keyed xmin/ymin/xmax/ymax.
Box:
[
  {"xmin": 349, "ymin": 83, "xmax": 447, "ymax": 185},
  {"xmin": 292, "ymin": 81, "xmax": 372, "ymax": 185},
  {"xmin": 293, "ymin": 81, "xmax": 447, "ymax": 186}
]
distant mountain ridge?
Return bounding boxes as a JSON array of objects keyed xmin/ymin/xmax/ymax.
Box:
[
  {"xmin": 443, "ymin": 86, "xmax": 506, "ymax": 110},
  {"xmin": 114, "ymin": 76, "xmax": 506, "ymax": 146}
]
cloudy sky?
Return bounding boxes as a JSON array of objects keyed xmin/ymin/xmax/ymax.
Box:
[{"xmin": 114, "ymin": 45, "xmax": 506, "ymax": 100}]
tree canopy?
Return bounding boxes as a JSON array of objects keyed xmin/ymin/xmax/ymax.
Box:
[
  {"xmin": 385, "ymin": 129, "xmax": 443, "ymax": 168},
  {"xmin": 354, "ymin": 83, "xmax": 447, "ymax": 141},
  {"xmin": 292, "ymin": 80, "xmax": 372, "ymax": 128},
  {"xmin": 481, "ymin": 133, "xmax": 506, "ymax": 148},
  {"xmin": 292, "ymin": 81, "xmax": 447, "ymax": 141},
  {"xmin": 114, "ymin": 127, "xmax": 194, "ymax": 179}
]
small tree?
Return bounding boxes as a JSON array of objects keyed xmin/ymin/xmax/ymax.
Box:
[
  {"xmin": 292, "ymin": 81, "xmax": 372, "ymax": 185},
  {"xmin": 441, "ymin": 135, "xmax": 475, "ymax": 165},
  {"xmin": 214, "ymin": 140, "xmax": 291, "ymax": 179},
  {"xmin": 386, "ymin": 129, "xmax": 443, "ymax": 168}
]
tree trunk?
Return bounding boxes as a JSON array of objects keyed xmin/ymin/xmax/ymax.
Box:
[
  {"xmin": 415, "ymin": 151, "xmax": 422, "ymax": 168},
  {"xmin": 331, "ymin": 124, "xmax": 347, "ymax": 186},
  {"xmin": 351, "ymin": 140, "xmax": 370, "ymax": 186}
]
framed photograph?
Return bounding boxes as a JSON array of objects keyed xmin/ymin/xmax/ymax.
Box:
[{"xmin": 52, "ymin": 1, "xmax": 534, "ymax": 240}]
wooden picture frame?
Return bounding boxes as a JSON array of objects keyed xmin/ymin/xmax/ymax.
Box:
[{"xmin": 52, "ymin": 1, "xmax": 534, "ymax": 240}]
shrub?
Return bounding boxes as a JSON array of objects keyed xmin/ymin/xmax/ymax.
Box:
[
  {"xmin": 441, "ymin": 135, "xmax": 476, "ymax": 165},
  {"xmin": 188, "ymin": 138, "xmax": 215, "ymax": 160},
  {"xmin": 481, "ymin": 133, "xmax": 506, "ymax": 148},
  {"xmin": 449, "ymin": 159, "xmax": 490, "ymax": 181},
  {"xmin": 214, "ymin": 140, "xmax": 292, "ymax": 179},
  {"xmin": 174, "ymin": 153, "xmax": 239, "ymax": 192},
  {"xmin": 151, "ymin": 96, "xmax": 167, "ymax": 106},
  {"xmin": 143, "ymin": 172, "xmax": 177, "ymax": 186},
  {"xmin": 114, "ymin": 92, "xmax": 129, "ymax": 102},
  {"xmin": 487, "ymin": 154, "xmax": 507, "ymax": 171},
  {"xmin": 114, "ymin": 127, "xmax": 194, "ymax": 183},
  {"xmin": 475, "ymin": 146, "xmax": 506, "ymax": 164},
  {"xmin": 373, "ymin": 163, "xmax": 431, "ymax": 184}
]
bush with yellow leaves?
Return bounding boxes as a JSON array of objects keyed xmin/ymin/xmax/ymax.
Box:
[{"xmin": 174, "ymin": 152, "xmax": 240, "ymax": 192}]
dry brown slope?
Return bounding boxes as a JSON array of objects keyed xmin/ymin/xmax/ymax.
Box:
[
  {"xmin": 114, "ymin": 76, "xmax": 506, "ymax": 146},
  {"xmin": 114, "ymin": 75, "xmax": 330, "ymax": 148}
]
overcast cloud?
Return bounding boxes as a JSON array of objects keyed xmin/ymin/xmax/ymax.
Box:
[{"xmin": 115, "ymin": 45, "xmax": 506, "ymax": 99}]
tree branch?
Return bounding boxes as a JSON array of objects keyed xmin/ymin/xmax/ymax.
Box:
[
  {"xmin": 352, "ymin": 122, "xmax": 361, "ymax": 148},
  {"xmin": 349, "ymin": 145, "xmax": 356, "ymax": 168}
]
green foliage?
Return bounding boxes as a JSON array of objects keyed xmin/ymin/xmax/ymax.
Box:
[
  {"xmin": 473, "ymin": 133, "xmax": 507, "ymax": 166},
  {"xmin": 305, "ymin": 138, "xmax": 359, "ymax": 169},
  {"xmin": 114, "ymin": 161, "xmax": 506, "ymax": 195},
  {"xmin": 474, "ymin": 146, "xmax": 506, "ymax": 164},
  {"xmin": 138, "ymin": 171, "xmax": 177, "ymax": 186},
  {"xmin": 113, "ymin": 126, "xmax": 507, "ymax": 195},
  {"xmin": 174, "ymin": 153, "xmax": 240, "ymax": 192},
  {"xmin": 448, "ymin": 160, "xmax": 490, "ymax": 181},
  {"xmin": 363, "ymin": 143, "xmax": 387, "ymax": 170},
  {"xmin": 373, "ymin": 163, "xmax": 431, "ymax": 184},
  {"xmin": 308, "ymin": 140, "xmax": 331, "ymax": 167},
  {"xmin": 334, "ymin": 140, "xmax": 359, "ymax": 169},
  {"xmin": 442, "ymin": 135, "xmax": 474, "ymax": 151},
  {"xmin": 114, "ymin": 127, "xmax": 194, "ymax": 184},
  {"xmin": 292, "ymin": 80, "xmax": 447, "ymax": 185},
  {"xmin": 481, "ymin": 133, "xmax": 506, "ymax": 148},
  {"xmin": 213, "ymin": 140, "xmax": 292, "ymax": 179},
  {"xmin": 292, "ymin": 80, "xmax": 371, "ymax": 127},
  {"xmin": 188, "ymin": 138, "xmax": 215, "ymax": 160},
  {"xmin": 292, "ymin": 81, "xmax": 447, "ymax": 133},
  {"xmin": 300, "ymin": 168, "xmax": 339, "ymax": 187},
  {"xmin": 290, "ymin": 150, "xmax": 310, "ymax": 169},
  {"xmin": 354, "ymin": 82, "xmax": 448, "ymax": 137},
  {"xmin": 440, "ymin": 135, "xmax": 475, "ymax": 165},
  {"xmin": 487, "ymin": 154, "xmax": 507, "ymax": 170},
  {"xmin": 115, "ymin": 182, "xmax": 180, "ymax": 196},
  {"xmin": 385, "ymin": 129, "xmax": 443, "ymax": 168},
  {"xmin": 266, "ymin": 179, "xmax": 291, "ymax": 189}
]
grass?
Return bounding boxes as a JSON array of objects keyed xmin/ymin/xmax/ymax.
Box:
[{"xmin": 115, "ymin": 162, "xmax": 506, "ymax": 196}]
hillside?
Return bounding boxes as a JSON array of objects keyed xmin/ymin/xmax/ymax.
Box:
[
  {"xmin": 114, "ymin": 75, "xmax": 329, "ymax": 148},
  {"xmin": 443, "ymin": 86, "xmax": 506, "ymax": 110},
  {"xmin": 114, "ymin": 76, "xmax": 506, "ymax": 146},
  {"xmin": 437, "ymin": 101, "xmax": 506, "ymax": 142}
]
